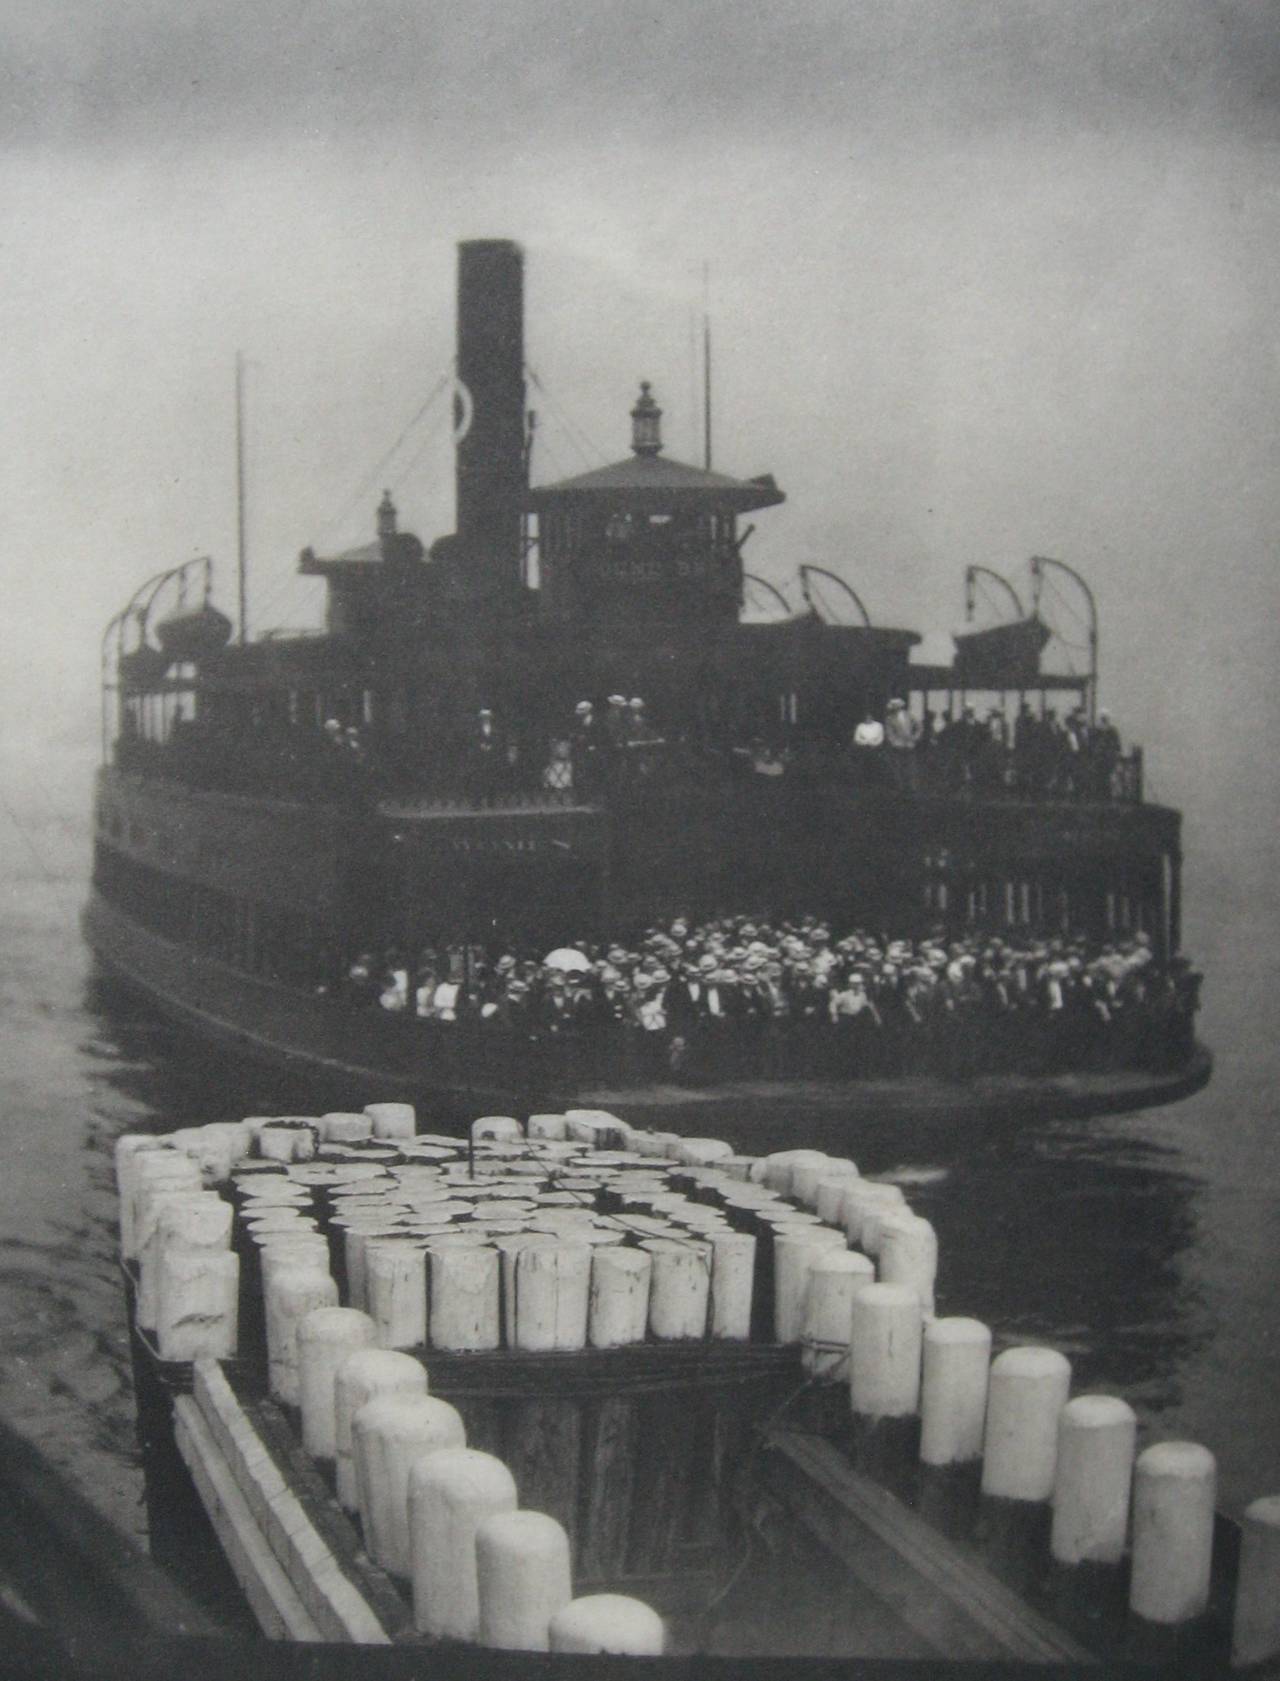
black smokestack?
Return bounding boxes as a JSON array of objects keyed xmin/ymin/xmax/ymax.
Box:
[{"xmin": 455, "ymin": 239, "xmax": 525, "ymax": 598}]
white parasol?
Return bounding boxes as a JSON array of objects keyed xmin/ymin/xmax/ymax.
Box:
[{"xmin": 542, "ymin": 946, "xmax": 592, "ymax": 973}]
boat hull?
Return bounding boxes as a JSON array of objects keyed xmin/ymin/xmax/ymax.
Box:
[{"xmin": 82, "ymin": 891, "xmax": 1212, "ymax": 1141}]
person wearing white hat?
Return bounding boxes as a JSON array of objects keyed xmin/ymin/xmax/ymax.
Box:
[
  {"xmin": 470, "ymin": 706, "xmax": 502, "ymax": 799},
  {"xmin": 605, "ymin": 695, "xmax": 630, "ymax": 751},
  {"xmin": 851, "ymin": 708, "xmax": 886, "ymax": 788}
]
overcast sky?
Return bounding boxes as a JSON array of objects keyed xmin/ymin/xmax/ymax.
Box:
[{"xmin": 4, "ymin": 0, "xmax": 1279, "ymax": 891}]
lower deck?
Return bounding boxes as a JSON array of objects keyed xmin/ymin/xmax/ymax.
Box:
[{"xmin": 83, "ymin": 893, "xmax": 1212, "ymax": 1134}]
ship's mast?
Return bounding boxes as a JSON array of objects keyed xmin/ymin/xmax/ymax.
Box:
[
  {"xmin": 235, "ymin": 351, "xmax": 248, "ymax": 645},
  {"xmin": 702, "ymin": 262, "xmax": 713, "ymax": 471}
]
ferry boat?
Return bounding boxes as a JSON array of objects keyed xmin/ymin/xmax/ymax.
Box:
[{"xmin": 84, "ymin": 239, "xmax": 1210, "ymax": 1124}]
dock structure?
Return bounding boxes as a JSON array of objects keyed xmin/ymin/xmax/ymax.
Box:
[{"xmin": 119, "ymin": 1104, "xmax": 1275, "ymax": 1666}]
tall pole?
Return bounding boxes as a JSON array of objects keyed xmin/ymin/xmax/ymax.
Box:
[
  {"xmin": 702, "ymin": 263, "xmax": 712, "ymax": 471},
  {"xmin": 235, "ymin": 351, "xmax": 248, "ymax": 645}
]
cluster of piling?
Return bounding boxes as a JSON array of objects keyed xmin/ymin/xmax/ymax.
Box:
[{"xmin": 117, "ymin": 1104, "xmax": 1280, "ymax": 1666}]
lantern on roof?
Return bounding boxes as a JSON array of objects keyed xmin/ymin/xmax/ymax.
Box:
[{"xmin": 630, "ymin": 383, "xmax": 663, "ymax": 457}]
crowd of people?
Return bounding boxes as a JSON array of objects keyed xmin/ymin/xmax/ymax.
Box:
[
  {"xmin": 342, "ymin": 913, "xmax": 1201, "ymax": 1085},
  {"xmin": 846, "ymin": 699, "xmax": 1130, "ymax": 799},
  {"xmin": 119, "ymin": 689, "xmax": 1134, "ymax": 808}
]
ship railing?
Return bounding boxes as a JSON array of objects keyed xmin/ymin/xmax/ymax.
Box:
[{"xmin": 107, "ymin": 731, "xmax": 1145, "ymax": 809}]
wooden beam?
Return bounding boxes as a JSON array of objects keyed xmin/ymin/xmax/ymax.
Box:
[
  {"xmin": 764, "ymin": 1430, "xmax": 1094, "ymax": 1664},
  {"xmin": 173, "ymin": 1398, "xmax": 323, "ymax": 1642}
]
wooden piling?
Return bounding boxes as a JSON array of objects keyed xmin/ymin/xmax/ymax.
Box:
[
  {"xmin": 408, "ymin": 1447, "xmax": 517, "ymax": 1640},
  {"xmin": 154, "ymin": 1249, "xmax": 239, "ymax": 1362},
  {"xmin": 877, "ymin": 1213, "xmax": 939, "ymax": 1318},
  {"xmin": 427, "ymin": 1244, "xmax": 501, "ymax": 1352},
  {"xmin": 774, "ymin": 1227, "xmax": 848, "ymax": 1344},
  {"xmin": 353, "ymin": 1392, "xmax": 465, "ymax": 1577},
  {"xmin": 513, "ymin": 1242, "xmax": 591, "ymax": 1352},
  {"xmin": 365, "ymin": 1240, "xmax": 429, "ymax": 1350},
  {"xmin": 848, "ymin": 1281, "xmax": 923, "ymax": 1480},
  {"xmin": 918, "ymin": 1316, "xmax": 992, "ymax": 1533},
  {"xmin": 475, "ymin": 1509, "xmax": 573, "ymax": 1651},
  {"xmin": 1128, "ymin": 1440, "xmax": 1216, "ymax": 1652},
  {"xmin": 978, "ymin": 1345, "xmax": 1071, "ymax": 1587},
  {"xmin": 642, "ymin": 1239, "xmax": 711, "ymax": 1341},
  {"xmin": 333, "ymin": 1348, "xmax": 428, "ymax": 1512},
  {"xmin": 364, "ymin": 1103, "xmax": 417, "ymax": 1141},
  {"xmin": 549, "ymin": 1594, "xmax": 665, "ymax": 1654},
  {"xmin": 297, "ymin": 1306, "xmax": 377, "ymax": 1464},
  {"xmin": 802, "ymin": 1250, "xmax": 874, "ymax": 1379},
  {"xmin": 1231, "ymin": 1494, "xmax": 1280, "ymax": 1669},
  {"xmin": 264, "ymin": 1263, "xmax": 338, "ymax": 1407}
]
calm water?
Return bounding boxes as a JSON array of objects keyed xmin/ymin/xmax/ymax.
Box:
[{"xmin": 0, "ymin": 751, "xmax": 1276, "ymax": 1556}]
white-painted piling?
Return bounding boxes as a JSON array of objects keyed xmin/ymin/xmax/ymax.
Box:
[
  {"xmin": 858, "ymin": 1196, "xmax": 917, "ymax": 1261},
  {"xmin": 493, "ymin": 1233, "xmax": 558, "ymax": 1345},
  {"xmin": 815, "ymin": 1169, "xmax": 862, "ymax": 1226},
  {"xmin": 773, "ymin": 1227, "xmax": 848, "ymax": 1344},
  {"xmin": 137, "ymin": 1190, "xmax": 225, "ymax": 1329},
  {"xmin": 802, "ymin": 1251, "xmax": 875, "ymax": 1378},
  {"xmin": 708, "ymin": 1230, "xmax": 757, "ymax": 1341},
  {"xmin": 643, "ymin": 1239, "xmax": 710, "ymax": 1341},
  {"xmin": 297, "ymin": 1306, "xmax": 378, "ymax": 1460},
  {"xmin": 344, "ymin": 1225, "xmax": 410, "ymax": 1313},
  {"xmin": 713, "ymin": 1155, "xmax": 750, "ymax": 1180},
  {"xmin": 353, "ymin": 1392, "xmax": 466, "ymax": 1577},
  {"xmin": 427, "ymin": 1244, "xmax": 501, "ymax": 1351},
  {"xmin": 564, "ymin": 1111, "xmax": 610, "ymax": 1146},
  {"xmin": 319, "ymin": 1110, "xmax": 373, "ymax": 1141},
  {"xmin": 527, "ymin": 1113, "xmax": 568, "ymax": 1141},
  {"xmin": 258, "ymin": 1121, "xmax": 317, "ymax": 1163},
  {"xmin": 1050, "ymin": 1395, "xmax": 1137, "ymax": 1567},
  {"xmin": 366, "ymin": 1241, "xmax": 428, "ymax": 1349},
  {"xmin": 791, "ymin": 1159, "xmax": 839, "ymax": 1209},
  {"xmin": 920, "ymin": 1317, "xmax": 992, "ymax": 1467},
  {"xmin": 472, "ymin": 1115, "xmax": 523, "ymax": 1143},
  {"xmin": 761, "ymin": 1149, "xmax": 829, "ymax": 1197},
  {"xmin": 588, "ymin": 1245, "xmax": 652, "ymax": 1347},
  {"xmin": 1231, "ymin": 1494, "xmax": 1280, "ymax": 1668},
  {"xmin": 364, "ymin": 1102, "xmax": 416, "ymax": 1140},
  {"xmin": 409, "ymin": 1448, "xmax": 518, "ymax": 1640},
  {"xmin": 840, "ymin": 1180, "xmax": 905, "ymax": 1248},
  {"xmin": 674, "ymin": 1137, "xmax": 733, "ymax": 1167},
  {"xmin": 1129, "ymin": 1441, "xmax": 1217, "ymax": 1627},
  {"xmin": 333, "ymin": 1348, "xmax": 429, "ymax": 1512},
  {"xmin": 257, "ymin": 1233, "xmax": 330, "ymax": 1288},
  {"xmin": 849, "ymin": 1282, "xmax": 923, "ymax": 1420},
  {"xmin": 877, "ymin": 1212, "xmax": 939, "ymax": 1318},
  {"xmin": 128, "ymin": 1152, "xmax": 202, "ymax": 1263},
  {"xmin": 154, "ymin": 1249, "xmax": 239, "ymax": 1361},
  {"xmin": 514, "ymin": 1242, "xmax": 590, "ymax": 1351},
  {"xmin": 549, "ymin": 1595, "xmax": 666, "ymax": 1654},
  {"xmin": 265, "ymin": 1264, "xmax": 338, "ymax": 1406},
  {"xmin": 475, "ymin": 1509, "xmax": 573, "ymax": 1652},
  {"xmin": 629, "ymin": 1130, "xmax": 674, "ymax": 1159},
  {"xmin": 169, "ymin": 1125, "xmax": 238, "ymax": 1186},
  {"xmin": 114, "ymin": 1135, "xmax": 170, "ymax": 1257},
  {"xmin": 980, "ymin": 1346, "xmax": 1072, "ymax": 1502}
]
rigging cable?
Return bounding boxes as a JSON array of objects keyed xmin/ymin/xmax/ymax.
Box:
[
  {"xmin": 525, "ymin": 366, "xmax": 608, "ymax": 471},
  {"xmin": 240, "ymin": 367, "xmax": 456, "ymax": 635}
]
